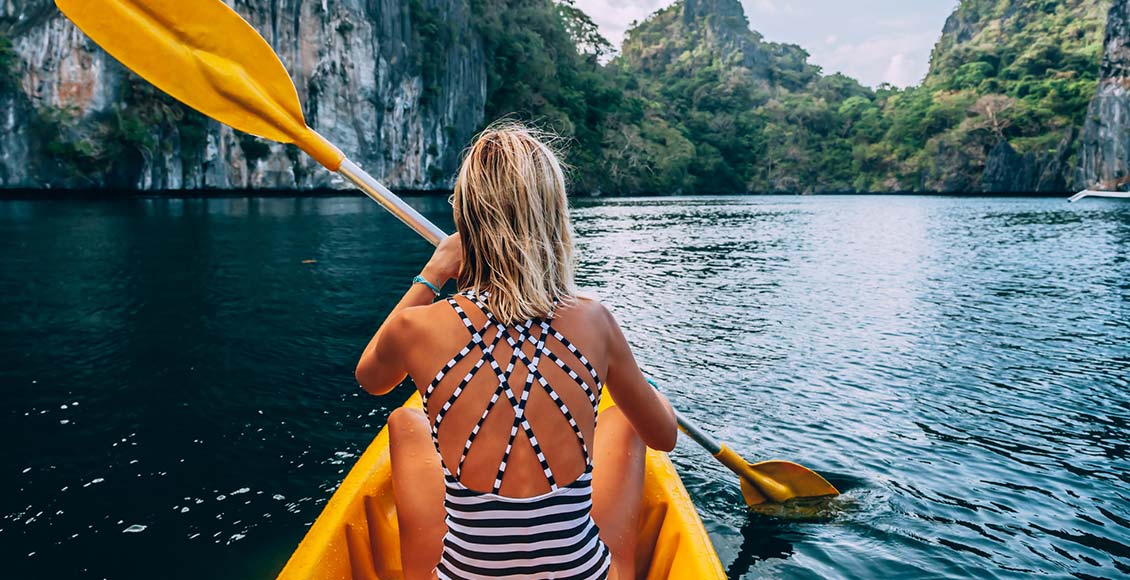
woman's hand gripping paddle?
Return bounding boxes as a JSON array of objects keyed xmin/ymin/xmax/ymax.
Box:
[{"xmin": 56, "ymin": 0, "xmax": 839, "ymax": 507}]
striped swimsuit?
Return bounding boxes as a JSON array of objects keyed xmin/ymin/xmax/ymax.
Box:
[{"xmin": 423, "ymin": 292, "xmax": 612, "ymax": 580}]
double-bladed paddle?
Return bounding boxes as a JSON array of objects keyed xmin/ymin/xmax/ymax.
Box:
[{"xmin": 55, "ymin": 0, "xmax": 838, "ymax": 506}]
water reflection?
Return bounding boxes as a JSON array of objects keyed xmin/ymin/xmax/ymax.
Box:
[
  {"xmin": 0, "ymin": 195, "xmax": 1127, "ymax": 579},
  {"xmin": 573, "ymin": 196, "xmax": 1130, "ymax": 579}
]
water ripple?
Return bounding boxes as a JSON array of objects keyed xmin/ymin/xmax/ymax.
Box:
[{"xmin": 0, "ymin": 195, "xmax": 1127, "ymax": 579}]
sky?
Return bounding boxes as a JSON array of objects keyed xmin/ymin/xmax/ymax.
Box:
[{"xmin": 573, "ymin": 0, "xmax": 960, "ymax": 88}]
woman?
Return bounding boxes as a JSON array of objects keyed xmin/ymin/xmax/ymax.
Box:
[{"xmin": 355, "ymin": 123, "xmax": 677, "ymax": 580}]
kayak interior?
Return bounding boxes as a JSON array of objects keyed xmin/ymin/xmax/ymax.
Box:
[{"xmin": 277, "ymin": 392, "xmax": 725, "ymax": 580}]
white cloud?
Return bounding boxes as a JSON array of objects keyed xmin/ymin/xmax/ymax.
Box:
[
  {"xmin": 824, "ymin": 34, "xmax": 839, "ymax": 45},
  {"xmin": 749, "ymin": 0, "xmax": 780, "ymax": 15},
  {"xmin": 812, "ymin": 31, "xmax": 938, "ymax": 86},
  {"xmin": 571, "ymin": 0, "xmax": 667, "ymax": 48},
  {"xmin": 882, "ymin": 53, "xmax": 919, "ymax": 87}
]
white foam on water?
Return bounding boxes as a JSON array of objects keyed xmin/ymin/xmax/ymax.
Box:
[{"xmin": 122, "ymin": 524, "xmax": 147, "ymax": 533}]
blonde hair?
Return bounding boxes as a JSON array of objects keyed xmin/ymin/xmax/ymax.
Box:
[{"xmin": 452, "ymin": 122, "xmax": 577, "ymax": 325}]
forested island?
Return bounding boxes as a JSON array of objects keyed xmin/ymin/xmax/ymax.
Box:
[{"xmin": 1, "ymin": 0, "xmax": 1129, "ymax": 195}]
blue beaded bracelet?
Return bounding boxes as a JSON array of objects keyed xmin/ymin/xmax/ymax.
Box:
[{"xmin": 412, "ymin": 274, "xmax": 441, "ymax": 297}]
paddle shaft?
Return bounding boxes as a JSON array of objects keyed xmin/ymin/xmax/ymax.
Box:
[
  {"xmin": 338, "ymin": 159, "xmax": 446, "ymax": 246},
  {"xmin": 675, "ymin": 410, "xmax": 793, "ymax": 502}
]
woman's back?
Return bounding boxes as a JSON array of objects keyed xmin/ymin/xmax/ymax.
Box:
[
  {"xmin": 392, "ymin": 291, "xmax": 615, "ymax": 579},
  {"xmin": 399, "ymin": 291, "xmax": 611, "ymax": 497}
]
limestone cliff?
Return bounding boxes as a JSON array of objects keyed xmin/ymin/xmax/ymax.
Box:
[
  {"xmin": 1079, "ymin": 0, "xmax": 1130, "ymax": 189},
  {"xmin": 922, "ymin": 0, "xmax": 1108, "ymax": 193},
  {"xmin": 0, "ymin": 0, "xmax": 486, "ymax": 190}
]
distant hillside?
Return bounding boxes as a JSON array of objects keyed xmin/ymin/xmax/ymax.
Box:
[
  {"xmin": 605, "ymin": 0, "xmax": 872, "ymax": 193},
  {"xmin": 604, "ymin": 0, "xmax": 1111, "ymax": 194}
]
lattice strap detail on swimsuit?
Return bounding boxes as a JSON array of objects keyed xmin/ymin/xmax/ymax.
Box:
[
  {"xmin": 427, "ymin": 299, "xmax": 508, "ymax": 478},
  {"xmin": 454, "ymin": 320, "xmax": 531, "ymax": 479},
  {"xmin": 492, "ymin": 321, "xmax": 557, "ymax": 493},
  {"xmin": 424, "ymin": 298, "xmax": 495, "ymax": 401},
  {"xmin": 429, "ymin": 328, "xmax": 506, "ymax": 471},
  {"xmin": 501, "ymin": 321, "xmax": 594, "ymax": 470},
  {"xmin": 428, "ymin": 291, "xmax": 605, "ymax": 492},
  {"xmin": 512, "ymin": 323, "xmax": 602, "ymax": 415},
  {"xmin": 550, "ymin": 329, "xmax": 601, "ymax": 383}
]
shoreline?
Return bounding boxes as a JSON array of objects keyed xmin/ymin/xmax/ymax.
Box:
[{"xmin": 0, "ymin": 188, "xmax": 1084, "ymax": 200}]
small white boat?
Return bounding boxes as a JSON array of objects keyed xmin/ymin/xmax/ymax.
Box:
[{"xmin": 1068, "ymin": 190, "xmax": 1130, "ymax": 202}]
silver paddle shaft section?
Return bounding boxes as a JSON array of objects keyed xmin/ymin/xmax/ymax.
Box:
[
  {"xmin": 674, "ymin": 410, "xmax": 722, "ymax": 455},
  {"xmin": 338, "ymin": 158, "xmax": 448, "ymax": 247}
]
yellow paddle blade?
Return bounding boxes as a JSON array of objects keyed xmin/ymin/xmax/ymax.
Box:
[
  {"xmin": 55, "ymin": 0, "xmax": 344, "ymax": 170},
  {"xmin": 712, "ymin": 445, "xmax": 838, "ymax": 506},
  {"xmin": 739, "ymin": 460, "xmax": 840, "ymax": 507}
]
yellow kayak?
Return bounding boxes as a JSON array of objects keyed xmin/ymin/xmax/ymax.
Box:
[{"xmin": 277, "ymin": 391, "xmax": 726, "ymax": 580}]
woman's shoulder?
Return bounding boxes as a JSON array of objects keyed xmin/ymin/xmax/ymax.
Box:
[
  {"xmin": 556, "ymin": 292, "xmax": 614, "ymax": 328},
  {"xmin": 387, "ymin": 298, "xmax": 463, "ymax": 337}
]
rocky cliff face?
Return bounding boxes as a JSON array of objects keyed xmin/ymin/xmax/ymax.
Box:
[
  {"xmin": 0, "ymin": 0, "xmax": 486, "ymax": 190},
  {"xmin": 923, "ymin": 0, "xmax": 1109, "ymax": 193},
  {"xmin": 1079, "ymin": 0, "xmax": 1130, "ymax": 190}
]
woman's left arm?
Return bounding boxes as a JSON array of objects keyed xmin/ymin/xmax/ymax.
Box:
[{"xmin": 355, "ymin": 234, "xmax": 462, "ymax": 395}]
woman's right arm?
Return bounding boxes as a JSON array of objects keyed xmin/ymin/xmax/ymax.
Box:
[{"xmin": 601, "ymin": 305, "xmax": 678, "ymax": 452}]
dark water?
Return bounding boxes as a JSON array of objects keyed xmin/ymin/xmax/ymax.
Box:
[{"xmin": 1, "ymin": 195, "xmax": 1127, "ymax": 580}]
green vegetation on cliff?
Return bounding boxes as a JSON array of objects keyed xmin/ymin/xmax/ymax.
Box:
[
  {"xmin": 469, "ymin": 0, "xmax": 624, "ymax": 190},
  {"xmin": 30, "ymin": 76, "xmax": 213, "ymax": 187},
  {"xmin": 608, "ymin": 0, "xmax": 871, "ymax": 193},
  {"xmin": 0, "ymin": 32, "xmax": 18, "ymax": 94},
  {"xmin": 892, "ymin": 0, "xmax": 1108, "ymax": 190},
  {"xmin": 472, "ymin": 0, "xmax": 1109, "ymax": 194}
]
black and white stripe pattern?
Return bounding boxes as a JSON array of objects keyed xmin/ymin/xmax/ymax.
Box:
[
  {"xmin": 422, "ymin": 292, "xmax": 610, "ymax": 580},
  {"xmin": 436, "ymin": 470, "xmax": 611, "ymax": 580}
]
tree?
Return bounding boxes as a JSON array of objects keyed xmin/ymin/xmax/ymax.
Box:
[
  {"xmin": 557, "ymin": 0, "xmax": 615, "ymax": 61},
  {"xmin": 968, "ymin": 94, "xmax": 1019, "ymax": 140}
]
